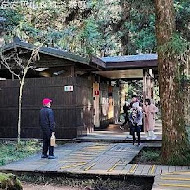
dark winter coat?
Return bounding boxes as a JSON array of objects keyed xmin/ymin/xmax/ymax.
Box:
[
  {"xmin": 129, "ymin": 108, "xmax": 143, "ymax": 126},
  {"xmin": 39, "ymin": 106, "xmax": 55, "ymax": 133}
]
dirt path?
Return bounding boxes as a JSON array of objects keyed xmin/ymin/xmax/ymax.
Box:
[{"xmin": 22, "ymin": 183, "xmax": 82, "ymax": 190}]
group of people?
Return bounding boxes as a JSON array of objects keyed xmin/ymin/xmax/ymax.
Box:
[
  {"xmin": 39, "ymin": 95, "xmax": 158, "ymax": 159},
  {"xmin": 121, "ymin": 95, "xmax": 158, "ymax": 145}
]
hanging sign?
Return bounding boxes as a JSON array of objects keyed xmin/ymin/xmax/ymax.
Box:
[
  {"xmin": 94, "ymin": 90, "xmax": 99, "ymax": 95},
  {"xmin": 64, "ymin": 86, "xmax": 73, "ymax": 92}
]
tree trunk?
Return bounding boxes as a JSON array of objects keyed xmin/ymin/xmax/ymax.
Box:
[
  {"xmin": 155, "ymin": 0, "xmax": 189, "ymax": 164},
  {"xmin": 184, "ymin": 50, "xmax": 190, "ymax": 142},
  {"xmin": 121, "ymin": 31, "xmax": 129, "ymax": 55},
  {"xmin": 17, "ymin": 78, "xmax": 24, "ymax": 143},
  {"xmin": 120, "ymin": 0, "xmax": 131, "ymax": 55},
  {"xmin": 17, "ymin": 67, "xmax": 28, "ymax": 143}
]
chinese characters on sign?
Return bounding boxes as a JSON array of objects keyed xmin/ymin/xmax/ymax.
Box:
[{"xmin": 0, "ymin": 0, "xmax": 87, "ymax": 10}]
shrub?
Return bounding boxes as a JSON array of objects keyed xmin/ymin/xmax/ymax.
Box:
[{"xmin": 0, "ymin": 172, "xmax": 23, "ymax": 190}]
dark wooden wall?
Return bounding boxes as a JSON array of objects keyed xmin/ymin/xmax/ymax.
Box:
[
  {"xmin": 0, "ymin": 76, "xmax": 93, "ymax": 139},
  {"xmin": 75, "ymin": 76, "xmax": 94, "ymax": 136}
]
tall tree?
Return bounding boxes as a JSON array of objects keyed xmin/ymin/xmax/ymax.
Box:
[
  {"xmin": 0, "ymin": 46, "xmax": 39, "ymax": 143},
  {"xmin": 120, "ymin": 0, "xmax": 131, "ymax": 55},
  {"xmin": 154, "ymin": 0, "xmax": 190, "ymax": 164}
]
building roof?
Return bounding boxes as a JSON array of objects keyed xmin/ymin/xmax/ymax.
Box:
[
  {"xmin": 1, "ymin": 39, "xmax": 158, "ymax": 71},
  {"xmin": 1, "ymin": 38, "xmax": 107, "ymax": 70},
  {"xmin": 2, "ymin": 38, "xmax": 90, "ymax": 65},
  {"xmin": 101, "ymin": 54, "xmax": 158, "ymax": 69},
  {"xmin": 101, "ymin": 54, "xmax": 158, "ymax": 63}
]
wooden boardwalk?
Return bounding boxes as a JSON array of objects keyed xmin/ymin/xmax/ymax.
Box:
[
  {"xmin": 153, "ymin": 169, "xmax": 190, "ymax": 190},
  {"xmin": 0, "ymin": 142, "xmax": 143, "ymax": 174},
  {"xmin": 0, "ymin": 142, "xmax": 189, "ymax": 190},
  {"xmin": 77, "ymin": 122, "xmax": 162, "ymax": 142}
]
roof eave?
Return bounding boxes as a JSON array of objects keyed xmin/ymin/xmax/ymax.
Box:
[
  {"xmin": 1, "ymin": 41, "xmax": 90, "ymax": 66},
  {"xmin": 106, "ymin": 60, "xmax": 158, "ymax": 70},
  {"xmin": 89, "ymin": 55, "xmax": 106, "ymax": 70}
]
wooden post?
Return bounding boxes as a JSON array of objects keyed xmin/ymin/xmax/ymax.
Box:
[
  {"xmin": 120, "ymin": 83, "xmax": 126, "ymax": 112},
  {"xmin": 150, "ymin": 70, "xmax": 155, "ymax": 101},
  {"xmin": 70, "ymin": 66, "xmax": 75, "ymax": 77},
  {"xmin": 93, "ymin": 82, "xmax": 100, "ymax": 127},
  {"xmin": 143, "ymin": 69, "xmax": 148, "ymax": 102},
  {"xmin": 12, "ymin": 73, "xmax": 14, "ymax": 81},
  {"xmin": 143, "ymin": 69, "xmax": 154, "ymax": 102},
  {"xmin": 148, "ymin": 69, "xmax": 154, "ymax": 100},
  {"xmin": 108, "ymin": 86, "xmax": 114, "ymax": 120}
]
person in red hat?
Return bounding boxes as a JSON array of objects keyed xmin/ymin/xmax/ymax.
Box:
[{"xmin": 39, "ymin": 98, "xmax": 56, "ymax": 159}]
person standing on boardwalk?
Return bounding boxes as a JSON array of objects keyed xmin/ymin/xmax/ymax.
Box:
[
  {"xmin": 129, "ymin": 102, "xmax": 143, "ymax": 145},
  {"xmin": 125, "ymin": 95, "xmax": 139, "ymax": 138},
  {"xmin": 39, "ymin": 98, "xmax": 56, "ymax": 159},
  {"xmin": 143, "ymin": 99, "xmax": 158, "ymax": 140},
  {"xmin": 120, "ymin": 101, "xmax": 130, "ymax": 130}
]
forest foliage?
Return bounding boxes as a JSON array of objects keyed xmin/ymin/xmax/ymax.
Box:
[{"xmin": 0, "ymin": 0, "xmax": 189, "ymax": 57}]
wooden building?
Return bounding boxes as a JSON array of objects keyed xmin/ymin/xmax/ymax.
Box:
[{"xmin": 0, "ymin": 39, "xmax": 158, "ymax": 139}]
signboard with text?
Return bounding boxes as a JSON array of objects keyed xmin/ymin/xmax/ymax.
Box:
[
  {"xmin": 64, "ymin": 86, "xmax": 73, "ymax": 92},
  {"xmin": 94, "ymin": 90, "xmax": 99, "ymax": 95}
]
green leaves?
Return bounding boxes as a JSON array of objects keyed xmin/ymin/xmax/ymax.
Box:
[
  {"xmin": 158, "ymin": 33, "xmax": 188, "ymax": 56},
  {"xmin": 1, "ymin": 0, "xmax": 188, "ymax": 56},
  {"xmin": 175, "ymin": 0, "xmax": 190, "ymax": 41}
]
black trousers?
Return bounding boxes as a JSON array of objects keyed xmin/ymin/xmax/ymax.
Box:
[
  {"xmin": 121, "ymin": 113, "xmax": 129, "ymax": 126},
  {"xmin": 42, "ymin": 131, "xmax": 54, "ymax": 156},
  {"xmin": 130, "ymin": 123, "xmax": 141, "ymax": 144},
  {"xmin": 122, "ymin": 114, "xmax": 132, "ymax": 135}
]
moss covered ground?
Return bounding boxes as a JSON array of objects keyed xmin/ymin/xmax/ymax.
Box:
[{"xmin": 0, "ymin": 172, "xmax": 23, "ymax": 190}]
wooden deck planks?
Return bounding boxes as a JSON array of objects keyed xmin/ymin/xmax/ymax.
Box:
[{"xmin": 0, "ymin": 141, "xmax": 190, "ymax": 190}]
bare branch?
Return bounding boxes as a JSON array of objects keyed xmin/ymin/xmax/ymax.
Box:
[
  {"xmin": 0, "ymin": 46, "xmax": 40, "ymax": 143},
  {"xmin": 0, "ymin": 53, "xmax": 21, "ymax": 80},
  {"xmin": 0, "ymin": 46, "xmax": 40, "ymax": 81},
  {"xmin": 27, "ymin": 47, "xmax": 40, "ymax": 67}
]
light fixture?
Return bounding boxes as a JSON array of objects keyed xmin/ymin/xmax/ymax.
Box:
[
  {"xmin": 34, "ymin": 68, "xmax": 49, "ymax": 72},
  {"xmin": 53, "ymin": 70, "xmax": 65, "ymax": 76}
]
